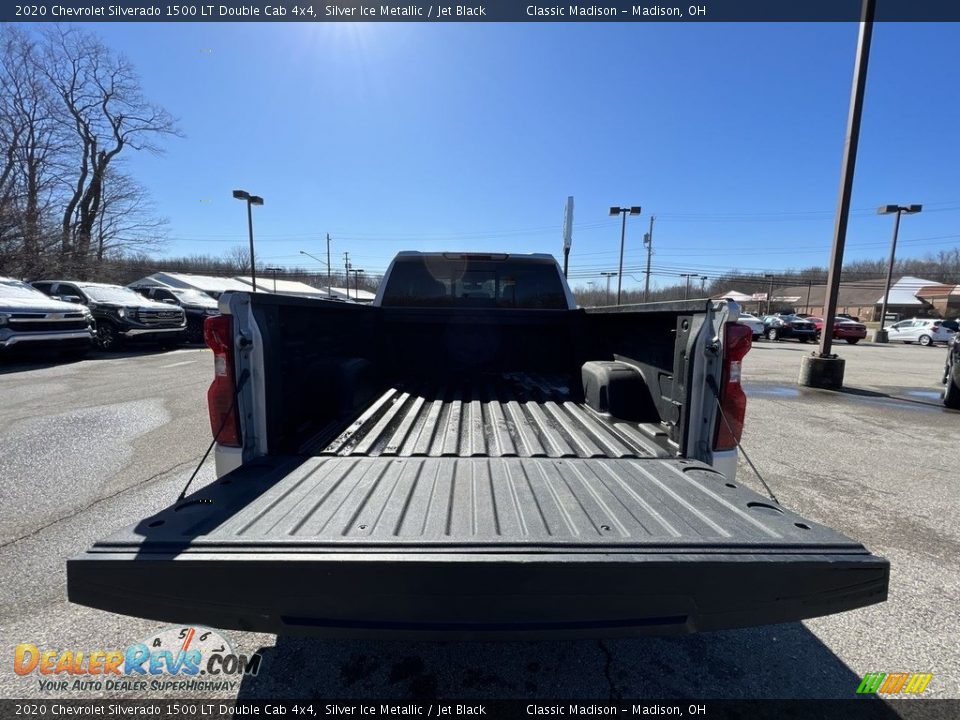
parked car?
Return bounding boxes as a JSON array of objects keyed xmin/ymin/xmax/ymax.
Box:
[
  {"xmin": 940, "ymin": 319, "xmax": 960, "ymax": 334},
  {"xmin": 836, "ymin": 313, "xmax": 861, "ymax": 322},
  {"xmin": 761, "ymin": 314, "xmax": 817, "ymax": 342},
  {"xmin": 806, "ymin": 316, "xmax": 868, "ymax": 345},
  {"xmin": 129, "ymin": 285, "xmax": 218, "ymax": 344},
  {"xmin": 943, "ymin": 336, "xmax": 960, "ymax": 409},
  {"xmin": 737, "ymin": 311, "xmax": 765, "ymax": 340},
  {"xmin": 0, "ymin": 276, "xmax": 95, "ymax": 356},
  {"xmin": 31, "ymin": 280, "xmax": 187, "ymax": 351},
  {"xmin": 884, "ymin": 318, "xmax": 955, "ymax": 347},
  {"xmin": 67, "ymin": 250, "xmax": 888, "ymax": 638}
]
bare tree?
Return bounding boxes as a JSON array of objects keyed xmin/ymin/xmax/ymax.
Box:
[
  {"xmin": 93, "ymin": 164, "xmax": 168, "ymax": 261},
  {"xmin": 226, "ymin": 245, "xmax": 252, "ymax": 275},
  {"xmin": 40, "ymin": 26, "xmax": 180, "ymax": 277},
  {"xmin": 0, "ymin": 26, "xmax": 65, "ymax": 277}
]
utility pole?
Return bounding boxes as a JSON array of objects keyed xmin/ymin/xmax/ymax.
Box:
[
  {"xmin": 805, "ymin": 280, "xmax": 813, "ymax": 314},
  {"xmin": 765, "ymin": 274, "xmax": 775, "ymax": 314},
  {"xmin": 600, "ymin": 272, "xmax": 617, "ymax": 305},
  {"xmin": 700, "ymin": 275, "xmax": 708, "ymax": 294},
  {"xmin": 680, "ymin": 273, "xmax": 693, "ymax": 300},
  {"xmin": 643, "ymin": 215, "xmax": 655, "ymax": 303},
  {"xmin": 326, "ymin": 233, "xmax": 332, "ymax": 297},
  {"xmin": 343, "ymin": 252, "xmax": 351, "ymax": 299}
]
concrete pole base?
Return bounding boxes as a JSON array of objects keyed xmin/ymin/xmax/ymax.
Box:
[
  {"xmin": 873, "ymin": 329, "xmax": 889, "ymax": 343},
  {"xmin": 798, "ymin": 353, "xmax": 846, "ymax": 389}
]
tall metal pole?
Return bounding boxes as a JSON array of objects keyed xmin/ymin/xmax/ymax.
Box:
[
  {"xmin": 876, "ymin": 209, "xmax": 903, "ymax": 333},
  {"xmin": 343, "ymin": 252, "xmax": 350, "ymax": 299},
  {"xmin": 806, "ymin": 280, "xmax": 812, "ymax": 313},
  {"xmin": 817, "ymin": 0, "xmax": 876, "ymax": 358},
  {"xmin": 700, "ymin": 275, "xmax": 707, "ymax": 293},
  {"xmin": 601, "ymin": 272, "xmax": 616, "ymax": 305},
  {"xmin": 767, "ymin": 276, "xmax": 775, "ymax": 314},
  {"xmin": 326, "ymin": 233, "xmax": 332, "ymax": 297},
  {"xmin": 616, "ymin": 211, "xmax": 627, "ymax": 305},
  {"xmin": 684, "ymin": 274, "xmax": 691, "ymax": 300},
  {"xmin": 246, "ymin": 200, "xmax": 257, "ymax": 292},
  {"xmin": 643, "ymin": 215, "xmax": 654, "ymax": 303}
]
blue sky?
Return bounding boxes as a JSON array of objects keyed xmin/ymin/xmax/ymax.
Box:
[{"xmin": 82, "ymin": 21, "xmax": 959, "ymax": 290}]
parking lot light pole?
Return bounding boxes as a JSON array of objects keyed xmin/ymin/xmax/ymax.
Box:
[
  {"xmin": 801, "ymin": 0, "xmax": 875, "ymax": 391},
  {"xmin": 874, "ymin": 204, "xmax": 922, "ymax": 343},
  {"xmin": 680, "ymin": 273, "xmax": 694, "ymax": 300},
  {"xmin": 764, "ymin": 274, "xmax": 775, "ymax": 314},
  {"xmin": 265, "ymin": 266, "xmax": 283, "ymax": 293},
  {"xmin": 232, "ymin": 190, "xmax": 264, "ymax": 291},
  {"xmin": 700, "ymin": 275, "xmax": 708, "ymax": 294},
  {"xmin": 350, "ymin": 269, "xmax": 365, "ymax": 300},
  {"xmin": 600, "ymin": 272, "xmax": 617, "ymax": 305},
  {"xmin": 610, "ymin": 206, "xmax": 641, "ymax": 305}
]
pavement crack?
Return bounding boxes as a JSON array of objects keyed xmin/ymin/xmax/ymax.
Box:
[
  {"xmin": 0, "ymin": 457, "xmax": 201, "ymax": 549},
  {"xmin": 597, "ymin": 639, "xmax": 620, "ymax": 700}
]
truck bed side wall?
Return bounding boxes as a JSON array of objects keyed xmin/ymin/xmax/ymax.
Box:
[{"xmin": 583, "ymin": 301, "xmax": 712, "ymax": 452}]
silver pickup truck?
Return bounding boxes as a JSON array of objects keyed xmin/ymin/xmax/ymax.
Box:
[
  {"xmin": 0, "ymin": 277, "xmax": 95, "ymax": 355},
  {"xmin": 68, "ymin": 252, "xmax": 889, "ymax": 638}
]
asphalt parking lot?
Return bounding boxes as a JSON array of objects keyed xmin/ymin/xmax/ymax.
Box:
[{"xmin": 0, "ymin": 338, "xmax": 957, "ymax": 702}]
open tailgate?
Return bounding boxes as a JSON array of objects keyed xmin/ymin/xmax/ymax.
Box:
[{"xmin": 68, "ymin": 456, "xmax": 888, "ymax": 639}]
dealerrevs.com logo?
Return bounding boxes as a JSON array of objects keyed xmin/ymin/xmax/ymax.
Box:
[{"xmin": 14, "ymin": 626, "xmax": 262, "ymax": 693}]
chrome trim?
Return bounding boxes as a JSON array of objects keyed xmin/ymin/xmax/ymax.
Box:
[
  {"xmin": 121, "ymin": 326, "xmax": 186, "ymax": 337},
  {"xmin": 0, "ymin": 330, "xmax": 95, "ymax": 347}
]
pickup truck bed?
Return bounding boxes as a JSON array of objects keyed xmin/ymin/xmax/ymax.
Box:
[
  {"xmin": 69, "ymin": 454, "xmax": 887, "ymax": 638},
  {"xmin": 68, "ymin": 285, "xmax": 888, "ymax": 638}
]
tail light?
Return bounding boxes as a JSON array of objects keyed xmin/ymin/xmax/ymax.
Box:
[
  {"xmin": 204, "ymin": 314, "xmax": 241, "ymax": 447},
  {"xmin": 713, "ymin": 322, "xmax": 752, "ymax": 452}
]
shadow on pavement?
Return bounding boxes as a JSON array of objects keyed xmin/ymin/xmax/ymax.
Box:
[
  {"xmin": 236, "ymin": 623, "xmax": 898, "ymax": 705},
  {"xmin": 0, "ymin": 343, "xmax": 203, "ymax": 373}
]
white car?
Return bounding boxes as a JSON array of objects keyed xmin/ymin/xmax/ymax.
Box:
[
  {"xmin": 737, "ymin": 312, "xmax": 765, "ymax": 340},
  {"xmin": 884, "ymin": 318, "xmax": 956, "ymax": 346}
]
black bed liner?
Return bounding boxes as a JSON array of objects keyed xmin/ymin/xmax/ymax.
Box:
[
  {"xmin": 68, "ymin": 454, "xmax": 889, "ymax": 638},
  {"xmin": 301, "ymin": 373, "xmax": 672, "ymax": 459}
]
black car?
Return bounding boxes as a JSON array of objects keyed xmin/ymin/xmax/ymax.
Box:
[
  {"xmin": 943, "ymin": 336, "xmax": 960, "ymax": 409},
  {"xmin": 129, "ymin": 285, "xmax": 219, "ymax": 344},
  {"xmin": 31, "ymin": 280, "xmax": 186, "ymax": 351},
  {"xmin": 762, "ymin": 314, "xmax": 818, "ymax": 342}
]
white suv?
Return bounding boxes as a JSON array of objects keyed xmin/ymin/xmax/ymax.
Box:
[{"xmin": 885, "ymin": 318, "xmax": 956, "ymax": 346}]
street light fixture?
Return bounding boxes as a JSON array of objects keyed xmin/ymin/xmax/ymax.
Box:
[
  {"xmin": 874, "ymin": 204, "xmax": 922, "ymax": 342},
  {"xmin": 600, "ymin": 271, "xmax": 618, "ymax": 305},
  {"xmin": 264, "ymin": 266, "xmax": 283, "ymax": 293},
  {"xmin": 764, "ymin": 273, "xmax": 775, "ymax": 315},
  {"xmin": 609, "ymin": 205, "xmax": 642, "ymax": 305},
  {"xmin": 232, "ymin": 189, "xmax": 264, "ymax": 291},
  {"xmin": 350, "ymin": 268, "xmax": 365, "ymax": 300}
]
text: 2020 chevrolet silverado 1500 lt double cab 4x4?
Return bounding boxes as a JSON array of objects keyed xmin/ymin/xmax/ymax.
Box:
[{"xmin": 69, "ymin": 252, "xmax": 888, "ymax": 638}]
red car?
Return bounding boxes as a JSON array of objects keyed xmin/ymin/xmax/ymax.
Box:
[{"xmin": 807, "ymin": 316, "xmax": 868, "ymax": 344}]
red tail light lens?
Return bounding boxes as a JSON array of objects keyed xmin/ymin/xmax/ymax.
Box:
[
  {"xmin": 204, "ymin": 314, "xmax": 241, "ymax": 447},
  {"xmin": 714, "ymin": 322, "xmax": 752, "ymax": 452}
]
